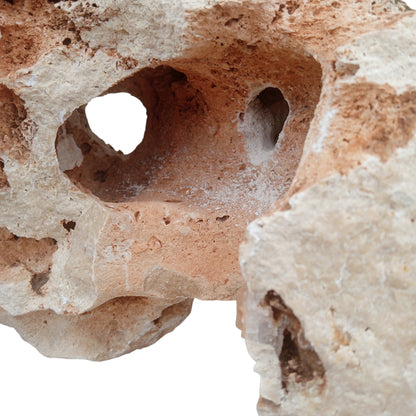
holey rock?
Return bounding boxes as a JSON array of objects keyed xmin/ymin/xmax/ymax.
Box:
[{"xmin": 0, "ymin": 0, "xmax": 415, "ymax": 414}]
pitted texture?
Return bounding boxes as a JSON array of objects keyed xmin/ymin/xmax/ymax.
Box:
[{"xmin": 0, "ymin": 1, "xmax": 415, "ymax": 415}]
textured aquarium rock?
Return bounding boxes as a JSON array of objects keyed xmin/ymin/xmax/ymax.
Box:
[{"xmin": 0, "ymin": 0, "xmax": 415, "ymax": 415}]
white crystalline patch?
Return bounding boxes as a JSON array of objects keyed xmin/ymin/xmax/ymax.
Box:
[
  {"xmin": 313, "ymin": 108, "xmax": 337, "ymax": 153},
  {"xmin": 25, "ymin": 74, "xmax": 37, "ymax": 87},
  {"xmin": 56, "ymin": 134, "xmax": 83, "ymax": 171},
  {"xmin": 58, "ymin": 109, "xmax": 66, "ymax": 123}
]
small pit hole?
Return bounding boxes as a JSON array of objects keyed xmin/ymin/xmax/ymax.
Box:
[
  {"xmin": 62, "ymin": 220, "xmax": 76, "ymax": 232},
  {"xmin": 93, "ymin": 170, "xmax": 108, "ymax": 183},
  {"xmin": 30, "ymin": 272, "xmax": 50, "ymax": 295},
  {"xmin": 80, "ymin": 142, "xmax": 91, "ymax": 155},
  {"xmin": 216, "ymin": 215, "xmax": 230, "ymax": 222},
  {"xmin": 85, "ymin": 92, "xmax": 147, "ymax": 155}
]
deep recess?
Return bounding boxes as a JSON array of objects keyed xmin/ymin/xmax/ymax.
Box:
[
  {"xmin": 55, "ymin": 42, "xmax": 322, "ymax": 298},
  {"xmin": 264, "ymin": 290, "xmax": 326, "ymax": 391}
]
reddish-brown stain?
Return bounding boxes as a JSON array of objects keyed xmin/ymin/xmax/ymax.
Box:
[{"xmin": 0, "ymin": 85, "xmax": 34, "ymax": 162}]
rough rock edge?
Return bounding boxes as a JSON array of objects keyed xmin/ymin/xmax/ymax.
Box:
[
  {"xmin": 240, "ymin": 9, "xmax": 416, "ymax": 416},
  {"xmin": 0, "ymin": 296, "xmax": 193, "ymax": 361}
]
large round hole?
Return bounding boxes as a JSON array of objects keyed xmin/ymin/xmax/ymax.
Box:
[{"xmin": 85, "ymin": 92, "xmax": 147, "ymax": 155}]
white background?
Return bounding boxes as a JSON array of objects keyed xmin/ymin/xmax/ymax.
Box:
[
  {"xmin": 0, "ymin": 300, "xmax": 259, "ymax": 416},
  {"xmin": 1, "ymin": 2, "xmax": 415, "ymax": 414}
]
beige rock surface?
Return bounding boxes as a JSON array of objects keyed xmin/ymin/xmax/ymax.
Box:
[{"xmin": 0, "ymin": 0, "xmax": 415, "ymax": 414}]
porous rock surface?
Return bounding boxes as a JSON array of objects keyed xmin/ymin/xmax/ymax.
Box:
[{"xmin": 0, "ymin": 0, "xmax": 415, "ymax": 414}]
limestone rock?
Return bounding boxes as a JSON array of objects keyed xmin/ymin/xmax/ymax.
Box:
[
  {"xmin": 0, "ymin": 296, "xmax": 192, "ymax": 361},
  {"xmin": 0, "ymin": 0, "xmax": 415, "ymax": 415}
]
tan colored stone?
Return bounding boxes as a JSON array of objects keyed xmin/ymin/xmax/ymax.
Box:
[
  {"xmin": 0, "ymin": 1, "xmax": 415, "ymax": 414},
  {"xmin": 0, "ymin": 296, "xmax": 192, "ymax": 361}
]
